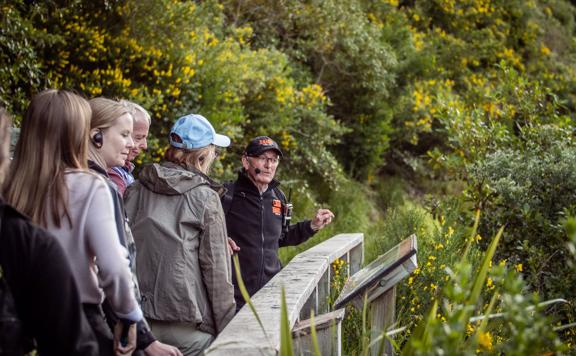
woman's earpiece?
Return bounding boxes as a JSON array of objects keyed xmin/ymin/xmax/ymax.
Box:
[{"xmin": 91, "ymin": 129, "xmax": 103, "ymax": 149}]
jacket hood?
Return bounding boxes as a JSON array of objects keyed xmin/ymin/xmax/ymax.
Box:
[{"xmin": 139, "ymin": 162, "xmax": 224, "ymax": 196}]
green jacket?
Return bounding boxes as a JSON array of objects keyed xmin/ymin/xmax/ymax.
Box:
[{"xmin": 125, "ymin": 162, "xmax": 235, "ymax": 335}]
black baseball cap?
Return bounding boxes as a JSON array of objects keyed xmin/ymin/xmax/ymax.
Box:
[{"xmin": 244, "ymin": 136, "xmax": 283, "ymax": 157}]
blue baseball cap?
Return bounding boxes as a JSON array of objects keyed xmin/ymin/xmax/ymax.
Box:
[{"xmin": 169, "ymin": 114, "xmax": 230, "ymax": 149}]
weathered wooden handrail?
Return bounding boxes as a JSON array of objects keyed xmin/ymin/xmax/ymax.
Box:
[{"xmin": 205, "ymin": 233, "xmax": 364, "ymax": 355}]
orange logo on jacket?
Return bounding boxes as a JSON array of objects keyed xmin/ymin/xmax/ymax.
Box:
[{"xmin": 272, "ymin": 199, "xmax": 282, "ymax": 215}]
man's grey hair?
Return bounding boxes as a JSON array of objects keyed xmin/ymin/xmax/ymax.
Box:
[{"xmin": 120, "ymin": 99, "xmax": 151, "ymax": 125}]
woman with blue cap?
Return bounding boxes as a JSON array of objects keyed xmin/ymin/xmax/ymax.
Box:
[{"xmin": 124, "ymin": 114, "xmax": 235, "ymax": 356}]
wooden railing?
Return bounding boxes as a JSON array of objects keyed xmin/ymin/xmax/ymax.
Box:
[{"xmin": 205, "ymin": 233, "xmax": 364, "ymax": 355}]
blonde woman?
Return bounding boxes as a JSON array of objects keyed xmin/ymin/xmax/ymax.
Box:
[
  {"xmin": 124, "ymin": 114, "xmax": 235, "ymax": 356},
  {"xmin": 88, "ymin": 97, "xmax": 182, "ymax": 356},
  {"xmin": 108, "ymin": 100, "xmax": 151, "ymax": 195},
  {"xmin": 5, "ymin": 90, "xmax": 142, "ymax": 356}
]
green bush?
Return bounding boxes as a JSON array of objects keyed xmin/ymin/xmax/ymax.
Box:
[
  {"xmin": 466, "ymin": 126, "xmax": 576, "ymax": 302},
  {"xmin": 404, "ymin": 221, "xmax": 565, "ymax": 355}
]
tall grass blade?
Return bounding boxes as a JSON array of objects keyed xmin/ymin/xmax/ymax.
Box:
[
  {"xmin": 469, "ymin": 298, "xmax": 568, "ymax": 323},
  {"xmin": 280, "ymin": 287, "xmax": 294, "ymax": 356},
  {"xmin": 470, "ymin": 291, "xmax": 499, "ymax": 350},
  {"xmin": 232, "ymin": 254, "xmax": 268, "ymax": 339},
  {"xmin": 460, "ymin": 209, "xmax": 481, "ymax": 262},
  {"xmin": 309, "ymin": 311, "xmax": 322, "ymax": 356},
  {"xmin": 401, "ymin": 300, "xmax": 438, "ymax": 355},
  {"xmin": 468, "ymin": 226, "xmax": 504, "ymax": 306}
]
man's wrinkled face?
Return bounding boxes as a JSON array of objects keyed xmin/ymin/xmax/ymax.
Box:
[
  {"xmin": 242, "ymin": 150, "xmax": 280, "ymax": 186},
  {"xmin": 127, "ymin": 111, "xmax": 150, "ymax": 161}
]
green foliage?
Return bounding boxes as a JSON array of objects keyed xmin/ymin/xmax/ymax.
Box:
[
  {"xmin": 404, "ymin": 221, "xmax": 564, "ymax": 355},
  {"xmin": 0, "ymin": 0, "xmax": 54, "ymax": 118},
  {"xmin": 466, "ymin": 127, "xmax": 576, "ymax": 301},
  {"xmin": 280, "ymin": 177, "xmax": 379, "ymax": 264},
  {"xmin": 385, "ymin": 0, "xmax": 576, "ymax": 182},
  {"xmin": 1, "ymin": 0, "xmax": 346, "ymax": 191},
  {"xmin": 3, "ymin": 0, "xmax": 576, "ymax": 351},
  {"xmin": 220, "ymin": 0, "xmax": 404, "ymax": 180},
  {"xmin": 232, "ymin": 254, "xmax": 268, "ymax": 340}
]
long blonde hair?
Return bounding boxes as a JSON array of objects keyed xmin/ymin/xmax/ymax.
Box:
[
  {"xmin": 88, "ymin": 97, "xmax": 133, "ymax": 169},
  {"xmin": 5, "ymin": 89, "xmax": 91, "ymax": 227},
  {"xmin": 164, "ymin": 145, "xmax": 216, "ymax": 175}
]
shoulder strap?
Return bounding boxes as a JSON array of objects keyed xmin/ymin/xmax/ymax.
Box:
[
  {"xmin": 272, "ymin": 186, "xmax": 287, "ymax": 205},
  {"xmin": 221, "ymin": 181, "xmax": 236, "ymax": 216}
]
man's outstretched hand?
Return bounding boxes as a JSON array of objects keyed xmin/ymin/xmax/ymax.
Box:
[{"xmin": 310, "ymin": 209, "xmax": 335, "ymax": 231}]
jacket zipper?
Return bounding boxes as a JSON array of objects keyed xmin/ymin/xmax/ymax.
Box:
[{"xmin": 258, "ymin": 194, "xmax": 265, "ymax": 289}]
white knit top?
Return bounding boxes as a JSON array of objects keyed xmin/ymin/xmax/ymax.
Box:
[{"xmin": 46, "ymin": 170, "xmax": 142, "ymax": 322}]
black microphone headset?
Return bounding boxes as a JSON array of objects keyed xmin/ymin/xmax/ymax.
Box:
[{"xmin": 245, "ymin": 155, "xmax": 261, "ymax": 175}]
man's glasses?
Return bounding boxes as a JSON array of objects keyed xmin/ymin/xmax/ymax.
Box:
[{"xmin": 252, "ymin": 155, "xmax": 280, "ymax": 165}]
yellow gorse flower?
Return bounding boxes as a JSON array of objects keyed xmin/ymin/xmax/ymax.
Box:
[{"xmin": 478, "ymin": 331, "xmax": 493, "ymax": 350}]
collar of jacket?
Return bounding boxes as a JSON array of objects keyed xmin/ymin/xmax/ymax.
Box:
[
  {"xmin": 0, "ymin": 198, "xmax": 25, "ymax": 221},
  {"xmin": 236, "ymin": 169, "xmax": 281, "ymax": 195},
  {"xmin": 88, "ymin": 160, "xmax": 109, "ymax": 177}
]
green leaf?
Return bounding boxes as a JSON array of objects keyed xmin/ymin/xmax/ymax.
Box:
[
  {"xmin": 309, "ymin": 311, "xmax": 322, "ymax": 356},
  {"xmin": 280, "ymin": 286, "xmax": 294, "ymax": 356},
  {"xmin": 232, "ymin": 254, "xmax": 268, "ymax": 340}
]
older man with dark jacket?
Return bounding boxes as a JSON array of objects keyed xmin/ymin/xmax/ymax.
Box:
[{"xmin": 222, "ymin": 136, "xmax": 334, "ymax": 310}]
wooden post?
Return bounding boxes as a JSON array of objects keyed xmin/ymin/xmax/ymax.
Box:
[
  {"xmin": 370, "ymin": 286, "xmax": 396, "ymax": 356},
  {"xmin": 299, "ymin": 287, "xmax": 317, "ymax": 321},
  {"xmin": 349, "ymin": 244, "xmax": 364, "ymax": 276},
  {"xmin": 317, "ymin": 268, "xmax": 330, "ymax": 314},
  {"xmin": 293, "ymin": 308, "xmax": 346, "ymax": 356}
]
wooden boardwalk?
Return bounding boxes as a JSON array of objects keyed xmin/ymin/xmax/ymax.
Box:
[{"xmin": 205, "ymin": 233, "xmax": 364, "ymax": 355}]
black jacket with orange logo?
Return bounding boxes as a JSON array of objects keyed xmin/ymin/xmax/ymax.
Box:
[{"xmin": 222, "ymin": 171, "xmax": 316, "ymax": 309}]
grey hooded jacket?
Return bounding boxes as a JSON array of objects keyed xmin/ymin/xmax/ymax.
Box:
[{"xmin": 124, "ymin": 162, "xmax": 235, "ymax": 335}]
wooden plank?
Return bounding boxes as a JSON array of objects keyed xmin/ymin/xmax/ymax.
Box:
[
  {"xmin": 299, "ymin": 233, "xmax": 364, "ymax": 263},
  {"xmin": 317, "ymin": 269, "xmax": 330, "ymax": 314},
  {"xmin": 206, "ymin": 233, "xmax": 364, "ymax": 355},
  {"xmin": 299, "ymin": 287, "xmax": 317, "ymax": 321},
  {"xmin": 349, "ymin": 244, "xmax": 364, "ymax": 276},
  {"xmin": 293, "ymin": 309, "xmax": 346, "ymax": 356},
  {"xmin": 292, "ymin": 308, "xmax": 346, "ymax": 334},
  {"xmin": 370, "ymin": 287, "xmax": 396, "ymax": 356}
]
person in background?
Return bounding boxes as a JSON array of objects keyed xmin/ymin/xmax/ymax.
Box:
[
  {"xmin": 4, "ymin": 90, "xmax": 143, "ymax": 356},
  {"xmin": 125, "ymin": 114, "xmax": 235, "ymax": 356},
  {"xmin": 109, "ymin": 100, "xmax": 150, "ymax": 196},
  {"xmin": 88, "ymin": 97, "xmax": 182, "ymax": 356},
  {"xmin": 222, "ymin": 136, "xmax": 334, "ymax": 310}
]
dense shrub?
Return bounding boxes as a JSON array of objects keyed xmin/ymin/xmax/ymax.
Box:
[
  {"xmin": 220, "ymin": 0, "xmax": 407, "ymax": 180},
  {"xmin": 466, "ymin": 127, "xmax": 576, "ymax": 302}
]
